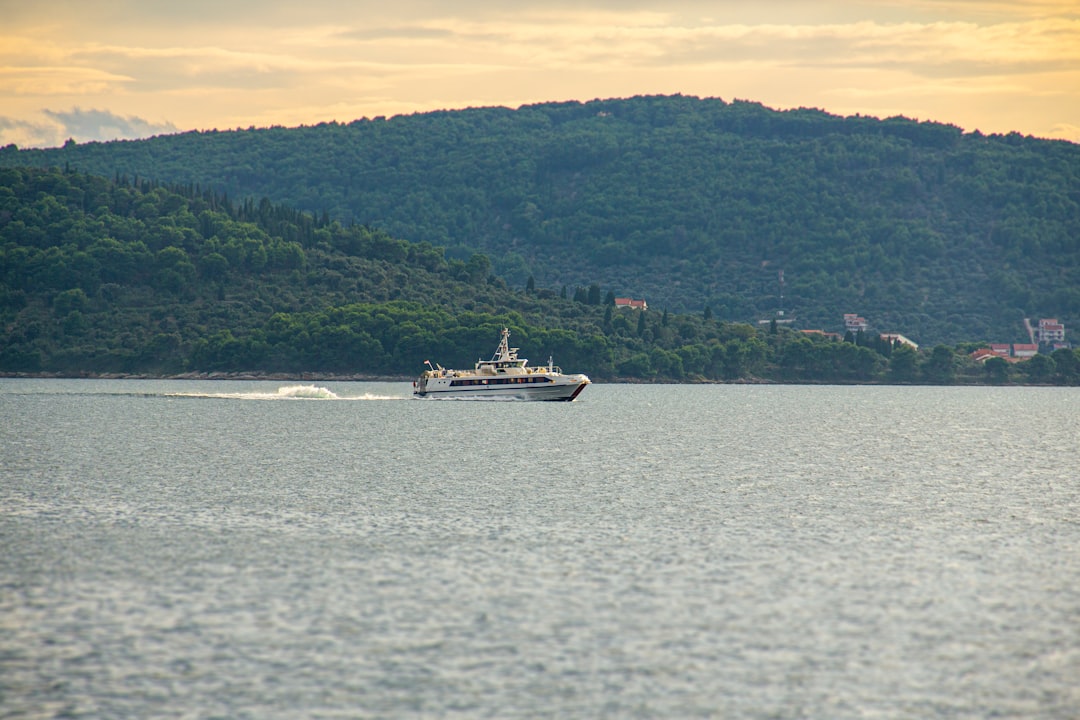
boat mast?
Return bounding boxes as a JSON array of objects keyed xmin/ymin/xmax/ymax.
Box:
[{"xmin": 492, "ymin": 327, "xmax": 514, "ymax": 361}]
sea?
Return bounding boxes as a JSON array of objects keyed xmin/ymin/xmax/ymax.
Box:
[{"xmin": 1, "ymin": 379, "xmax": 1078, "ymax": 719}]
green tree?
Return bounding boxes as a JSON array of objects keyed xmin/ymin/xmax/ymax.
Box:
[
  {"xmin": 465, "ymin": 253, "xmax": 491, "ymax": 284},
  {"xmin": 62, "ymin": 309, "xmax": 87, "ymax": 335},
  {"xmin": 53, "ymin": 287, "xmax": 88, "ymax": 315},
  {"xmin": 618, "ymin": 352, "xmax": 652, "ymax": 377},
  {"xmin": 200, "ymin": 252, "xmax": 229, "ymax": 280},
  {"xmin": 889, "ymin": 344, "xmax": 919, "ymax": 382},
  {"xmin": 1051, "ymin": 348, "xmax": 1078, "ymax": 383},
  {"xmin": 587, "ymin": 283, "xmax": 601, "ymax": 305},
  {"xmin": 984, "ymin": 356, "xmax": 1011, "ymax": 384},
  {"xmin": 1022, "ymin": 353, "xmax": 1055, "ymax": 383},
  {"xmin": 922, "ymin": 344, "xmax": 955, "ymax": 384}
]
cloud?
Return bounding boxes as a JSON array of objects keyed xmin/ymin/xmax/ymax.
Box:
[
  {"xmin": 2, "ymin": 1, "xmax": 1078, "ymax": 145},
  {"xmin": 556, "ymin": 17, "xmax": 1080, "ymax": 78},
  {"xmin": 1047, "ymin": 122, "xmax": 1080, "ymax": 143},
  {"xmin": 0, "ymin": 108, "xmax": 179, "ymax": 148},
  {"xmin": 338, "ymin": 26, "xmax": 458, "ymax": 41},
  {"xmin": 0, "ymin": 66, "xmax": 134, "ymax": 96}
]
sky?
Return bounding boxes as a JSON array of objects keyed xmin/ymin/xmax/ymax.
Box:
[{"xmin": 1, "ymin": 0, "xmax": 1078, "ymax": 148}]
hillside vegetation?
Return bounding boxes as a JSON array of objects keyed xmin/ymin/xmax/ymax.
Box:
[
  {"xmin": 3, "ymin": 166, "xmax": 1079, "ymax": 386},
  {"xmin": 3, "ymin": 95, "xmax": 1079, "ymax": 345}
]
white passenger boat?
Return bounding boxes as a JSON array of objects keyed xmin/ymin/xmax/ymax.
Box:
[{"xmin": 413, "ymin": 328, "xmax": 590, "ymax": 401}]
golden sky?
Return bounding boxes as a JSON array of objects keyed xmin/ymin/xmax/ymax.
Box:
[{"xmin": 1, "ymin": 0, "xmax": 1078, "ymax": 147}]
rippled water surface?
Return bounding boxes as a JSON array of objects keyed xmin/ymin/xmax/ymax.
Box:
[{"xmin": 2, "ymin": 379, "xmax": 1079, "ymax": 718}]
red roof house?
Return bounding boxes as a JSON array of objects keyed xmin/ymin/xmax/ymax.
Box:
[{"xmin": 614, "ymin": 298, "xmax": 648, "ymax": 310}]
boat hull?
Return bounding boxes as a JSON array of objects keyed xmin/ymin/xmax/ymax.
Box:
[{"xmin": 414, "ymin": 377, "xmax": 589, "ymax": 401}]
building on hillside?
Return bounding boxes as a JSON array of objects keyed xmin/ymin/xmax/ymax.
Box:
[
  {"xmin": 970, "ymin": 348, "xmax": 1000, "ymax": 363},
  {"xmin": 843, "ymin": 313, "xmax": 868, "ymax": 334},
  {"xmin": 801, "ymin": 329, "xmax": 842, "ymax": 341},
  {"xmin": 971, "ymin": 343, "xmax": 1041, "ymax": 362},
  {"xmin": 1037, "ymin": 318, "xmax": 1065, "ymax": 344},
  {"xmin": 880, "ymin": 333, "xmax": 919, "ymax": 350},
  {"xmin": 614, "ymin": 298, "xmax": 647, "ymax": 311}
]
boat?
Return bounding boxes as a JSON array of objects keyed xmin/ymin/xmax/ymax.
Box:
[{"xmin": 413, "ymin": 327, "xmax": 590, "ymax": 401}]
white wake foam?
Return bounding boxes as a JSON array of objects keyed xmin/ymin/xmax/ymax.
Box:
[
  {"xmin": 165, "ymin": 385, "xmax": 408, "ymax": 400},
  {"xmin": 273, "ymin": 384, "xmax": 340, "ymax": 399}
]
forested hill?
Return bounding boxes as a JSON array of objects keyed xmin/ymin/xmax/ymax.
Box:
[
  {"xmin": 0, "ymin": 165, "xmax": 768, "ymax": 380},
  {"xmin": 3, "ymin": 94, "xmax": 1079, "ymax": 344},
  {"xmin": 5, "ymin": 166, "xmax": 1080, "ymax": 385}
]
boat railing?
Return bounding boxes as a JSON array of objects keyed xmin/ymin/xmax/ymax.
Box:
[{"xmin": 524, "ymin": 365, "xmax": 563, "ymax": 374}]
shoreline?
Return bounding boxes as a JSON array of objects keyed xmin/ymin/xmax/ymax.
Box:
[{"xmin": 0, "ymin": 371, "xmax": 1064, "ymax": 387}]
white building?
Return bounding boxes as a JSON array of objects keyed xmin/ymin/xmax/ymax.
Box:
[
  {"xmin": 844, "ymin": 313, "xmax": 868, "ymax": 334},
  {"xmin": 1037, "ymin": 318, "xmax": 1065, "ymax": 344}
]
